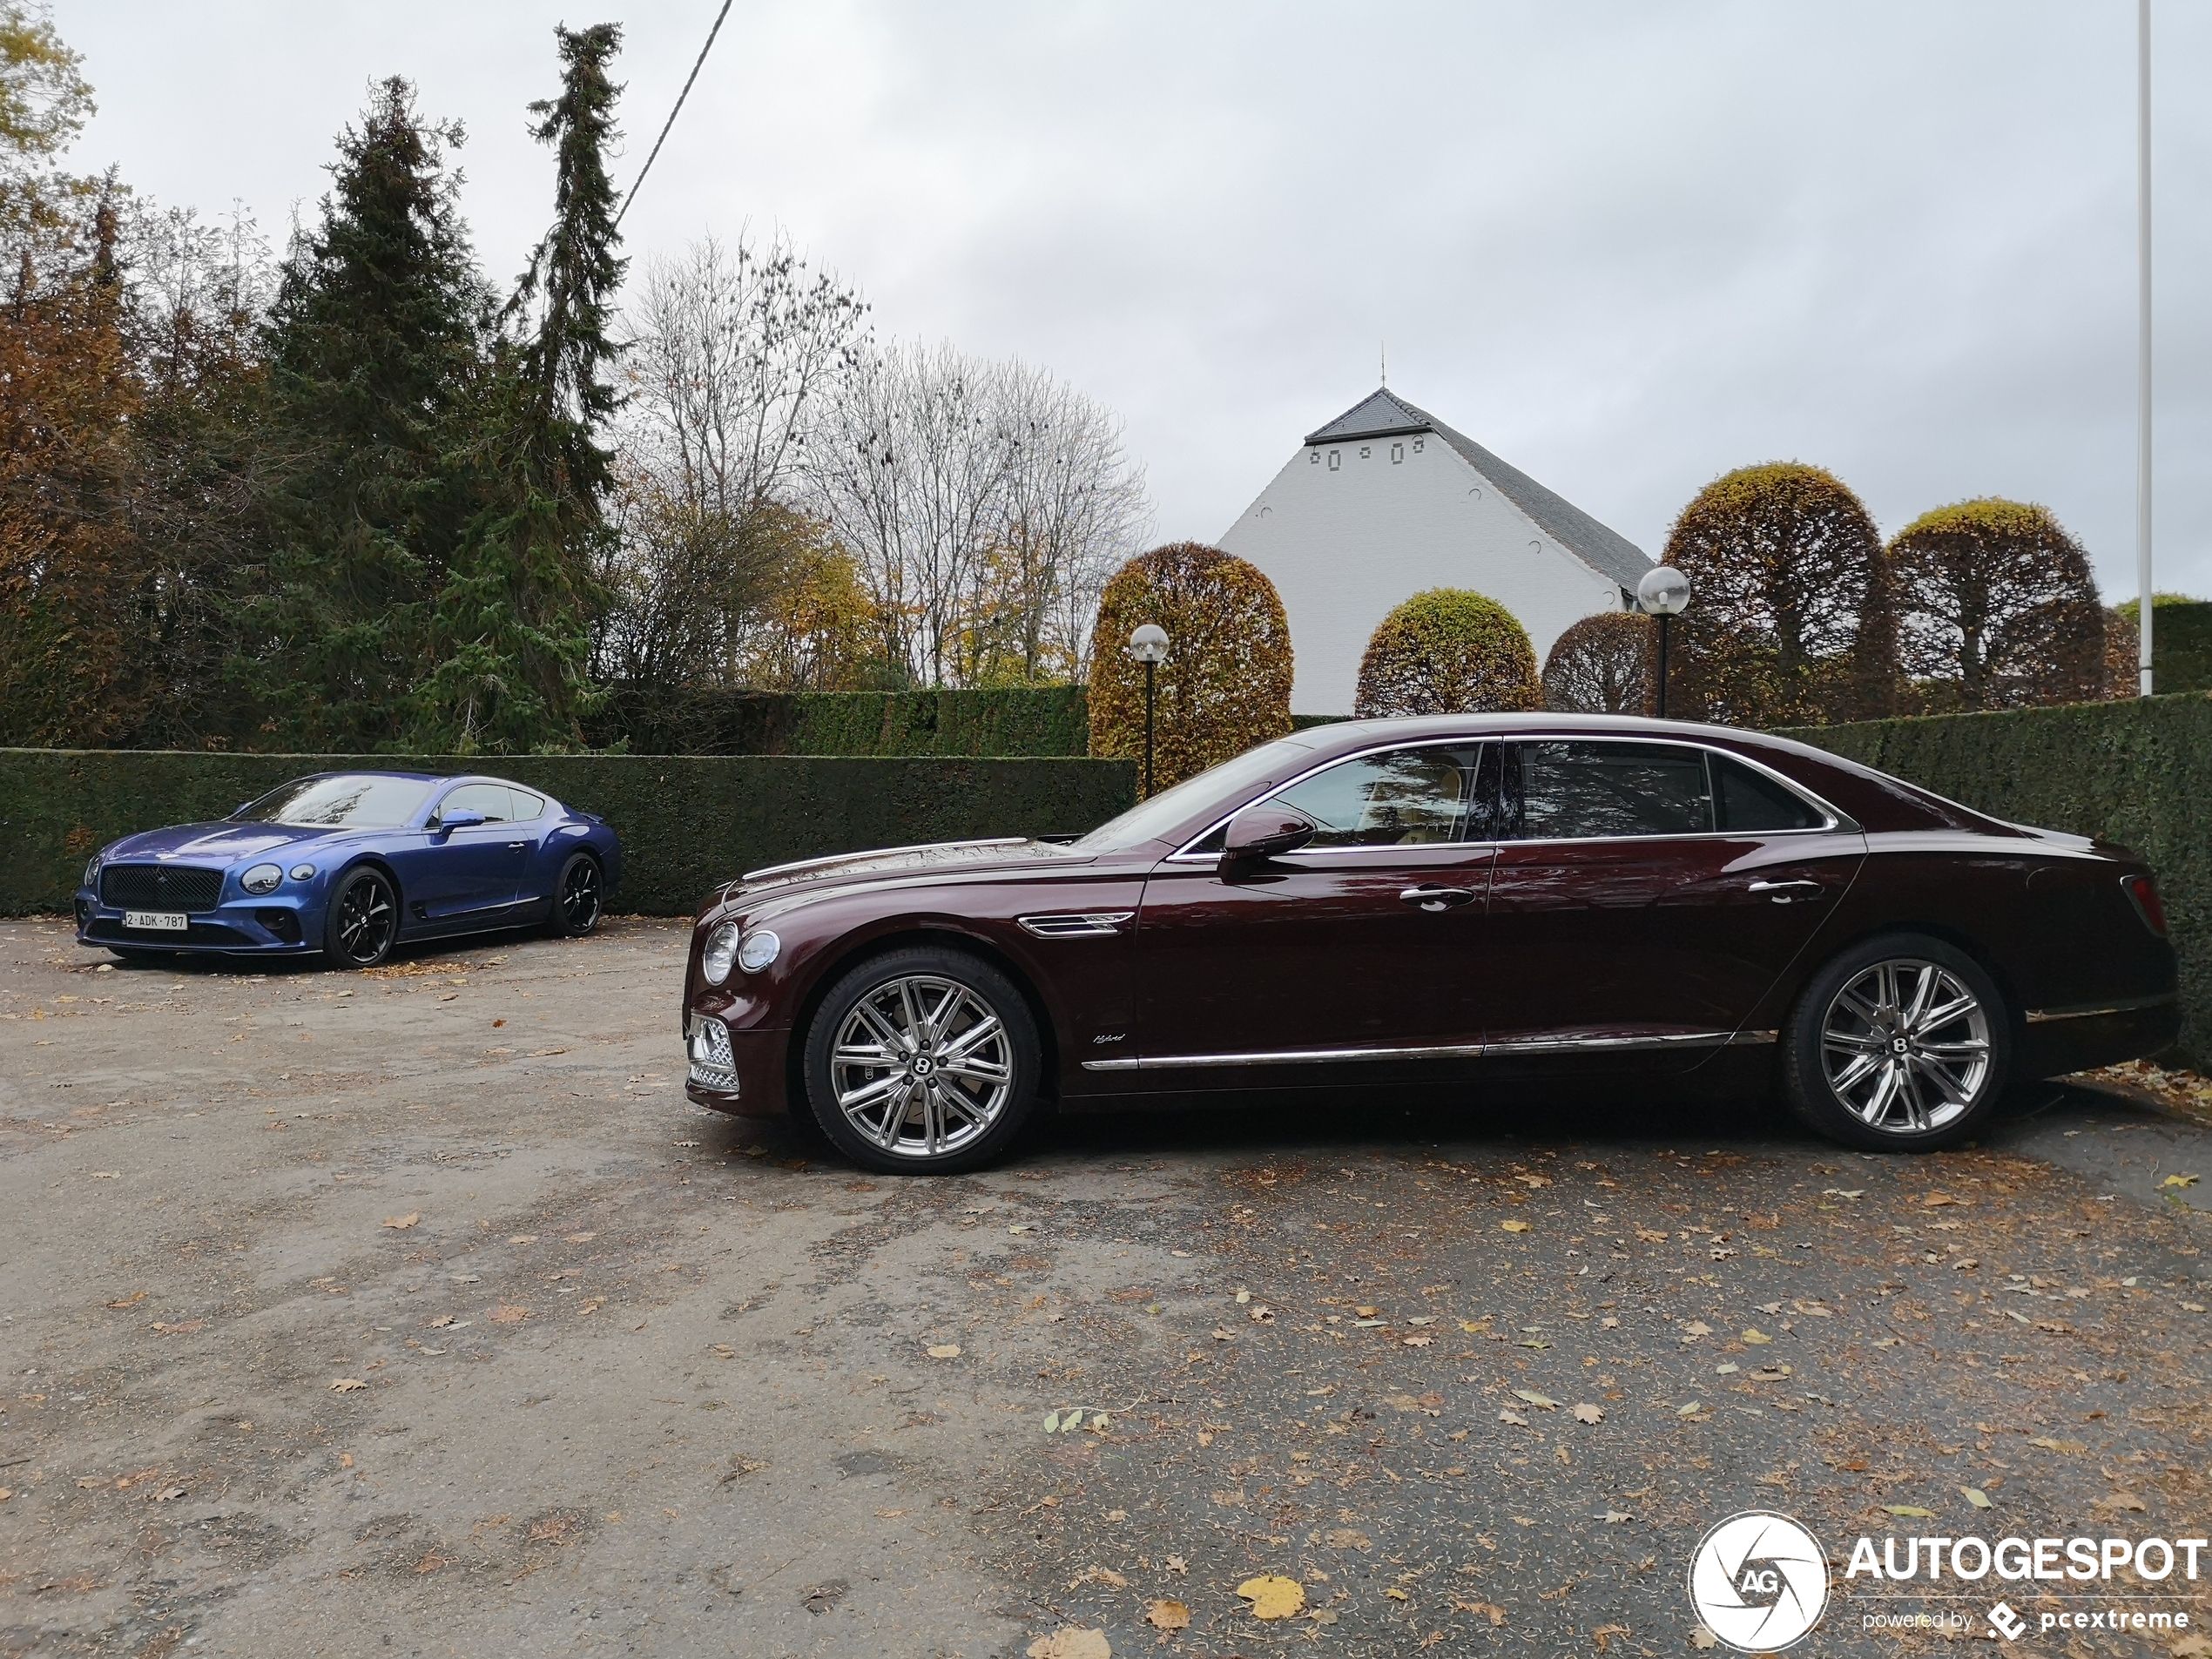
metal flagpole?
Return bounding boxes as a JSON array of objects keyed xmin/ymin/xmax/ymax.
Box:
[{"xmin": 2137, "ymin": 0, "xmax": 2155, "ymax": 696}]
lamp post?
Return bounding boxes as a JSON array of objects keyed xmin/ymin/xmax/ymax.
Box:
[
  {"xmin": 1635, "ymin": 566, "xmax": 1690, "ymax": 719},
  {"xmin": 1126, "ymin": 624, "xmax": 1170, "ymax": 798}
]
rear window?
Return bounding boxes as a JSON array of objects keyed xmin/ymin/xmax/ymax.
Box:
[
  {"xmin": 232, "ymin": 774, "xmax": 433, "ymax": 830},
  {"xmin": 1711, "ymin": 754, "xmax": 1824, "ymax": 832}
]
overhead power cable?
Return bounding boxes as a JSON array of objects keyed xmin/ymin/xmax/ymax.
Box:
[{"xmin": 615, "ymin": 0, "xmax": 735, "ymax": 230}]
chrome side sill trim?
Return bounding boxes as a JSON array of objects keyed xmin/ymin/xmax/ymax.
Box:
[
  {"xmin": 2024, "ymin": 992, "xmax": 2178, "ymax": 1024},
  {"xmin": 1080, "ymin": 1028, "xmax": 1765, "ymax": 1072},
  {"xmin": 1019, "ymin": 911, "xmax": 1135, "ymax": 939}
]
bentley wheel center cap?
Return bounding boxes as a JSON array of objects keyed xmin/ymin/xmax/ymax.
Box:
[
  {"xmin": 1891, "ymin": 1037, "xmax": 1910, "ymax": 1055},
  {"xmin": 909, "ymin": 1053, "xmax": 936, "ymax": 1078}
]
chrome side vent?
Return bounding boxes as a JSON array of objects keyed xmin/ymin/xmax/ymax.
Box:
[{"xmin": 1018, "ymin": 911, "xmax": 1135, "ymax": 939}]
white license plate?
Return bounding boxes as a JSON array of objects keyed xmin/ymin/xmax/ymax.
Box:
[{"xmin": 124, "ymin": 910, "xmax": 189, "ymax": 933}]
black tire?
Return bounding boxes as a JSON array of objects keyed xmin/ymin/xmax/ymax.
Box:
[
  {"xmin": 547, "ymin": 852, "xmax": 604, "ymax": 938},
  {"xmin": 801, "ymin": 946, "xmax": 1042, "ymax": 1176},
  {"xmin": 323, "ymin": 867, "xmax": 400, "ymax": 969},
  {"xmin": 1781, "ymin": 931, "xmax": 2011, "ymax": 1152}
]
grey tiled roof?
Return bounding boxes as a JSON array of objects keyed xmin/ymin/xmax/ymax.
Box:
[{"xmin": 1303, "ymin": 389, "xmax": 1653, "ymax": 591}]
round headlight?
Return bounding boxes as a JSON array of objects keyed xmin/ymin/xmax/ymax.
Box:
[
  {"xmin": 241, "ymin": 863, "xmax": 283, "ymax": 895},
  {"xmin": 738, "ymin": 929, "xmax": 781, "ymax": 974},
  {"xmin": 84, "ymin": 854, "xmax": 101, "ymax": 887},
  {"xmin": 701, "ymin": 921, "xmax": 741, "ymax": 985},
  {"xmin": 289, "ymin": 863, "xmax": 316, "ymax": 881}
]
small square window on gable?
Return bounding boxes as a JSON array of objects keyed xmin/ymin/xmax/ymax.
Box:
[
  {"xmin": 1327, "ymin": 450, "xmax": 1341, "ymax": 471},
  {"xmin": 1390, "ymin": 442, "xmax": 1404, "ymax": 464},
  {"xmin": 1413, "ymin": 438, "xmax": 1424, "ymax": 454},
  {"xmin": 1310, "ymin": 450, "xmax": 1320, "ymax": 464},
  {"xmin": 1359, "ymin": 445, "xmax": 1371, "ymax": 459}
]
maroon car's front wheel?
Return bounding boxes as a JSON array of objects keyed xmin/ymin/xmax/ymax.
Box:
[{"xmin": 803, "ymin": 947, "xmax": 1042, "ymax": 1175}]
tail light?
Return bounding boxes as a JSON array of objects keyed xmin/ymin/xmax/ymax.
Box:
[{"xmin": 2122, "ymin": 874, "xmax": 2168, "ymax": 936}]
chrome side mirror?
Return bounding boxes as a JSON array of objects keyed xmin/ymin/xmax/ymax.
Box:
[{"xmin": 1222, "ymin": 803, "xmax": 1318, "ymax": 862}]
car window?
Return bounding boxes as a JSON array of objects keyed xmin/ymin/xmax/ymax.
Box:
[
  {"xmin": 1710, "ymin": 753, "xmax": 1824, "ymax": 832},
  {"xmin": 438, "ymin": 784, "xmax": 512, "ymax": 823},
  {"xmin": 231, "ymin": 774, "xmax": 433, "ymax": 829},
  {"xmin": 1266, "ymin": 745, "xmax": 1488, "ymax": 848},
  {"xmin": 1075, "ymin": 735, "xmax": 1317, "ymax": 853},
  {"xmin": 1510, "ymin": 741, "xmax": 1711, "ymax": 840},
  {"xmin": 504, "ymin": 787, "xmax": 547, "ymax": 821}
]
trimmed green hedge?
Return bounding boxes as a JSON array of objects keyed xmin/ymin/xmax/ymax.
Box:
[
  {"xmin": 590, "ymin": 685, "xmax": 1089, "ymax": 757},
  {"xmin": 0, "ymin": 750, "xmax": 1136, "ymax": 919},
  {"xmin": 1781, "ymin": 693, "xmax": 2212, "ymax": 1062}
]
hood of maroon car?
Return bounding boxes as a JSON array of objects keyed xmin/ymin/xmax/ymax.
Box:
[{"xmin": 725, "ymin": 837, "xmax": 1093, "ymax": 906}]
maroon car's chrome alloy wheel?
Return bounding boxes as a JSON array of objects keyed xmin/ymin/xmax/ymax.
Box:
[
  {"xmin": 334, "ymin": 872, "xmax": 396, "ymax": 967},
  {"xmin": 831, "ymin": 975, "xmax": 1015, "ymax": 1159},
  {"xmin": 1819, "ymin": 959, "xmax": 1991, "ymax": 1135}
]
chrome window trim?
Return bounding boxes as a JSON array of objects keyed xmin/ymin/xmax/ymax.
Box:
[
  {"xmin": 2023, "ymin": 991, "xmax": 2177, "ymax": 1023},
  {"xmin": 1164, "ymin": 733, "xmax": 1853, "ymax": 862},
  {"xmin": 1081, "ymin": 1028, "xmax": 1777, "ymax": 1072}
]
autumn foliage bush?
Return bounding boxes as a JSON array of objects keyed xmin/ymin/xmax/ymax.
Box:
[
  {"xmin": 1087, "ymin": 543, "xmax": 1292, "ymax": 789},
  {"xmin": 1541, "ymin": 610, "xmax": 1652, "ymax": 714},
  {"xmin": 1352, "ymin": 589, "xmax": 1540, "ymax": 718}
]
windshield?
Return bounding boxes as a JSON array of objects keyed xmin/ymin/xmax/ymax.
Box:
[
  {"xmin": 1073, "ymin": 736, "xmax": 1317, "ymax": 853},
  {"xmin": 231, "ymin": 774, "xmax": 435, "ymax": 830}
]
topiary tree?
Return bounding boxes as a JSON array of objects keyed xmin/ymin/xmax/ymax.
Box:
[
  {"xmin": 1662, "ymin": 462, "xmax": 1893, "ymax": 727},
  {"xmin": 1087, "ymin": 542, "xmax": 1292, "ymax": 789},
  {"xmin": 1888, "ymin": 499, "xmax": 2103, "ymax": 711},
  {"xmin": 1352, "ymin": 588, "xmax": 1540, "ymax": 718},
  {"xmin": 1541, "ymin": 610, "xmax": 1652, "ymax": 713}
]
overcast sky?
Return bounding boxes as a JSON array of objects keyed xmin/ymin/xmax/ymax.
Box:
[{"xmin": 56, "ymin": 1, "xmax": 2212, "ymax": 601}]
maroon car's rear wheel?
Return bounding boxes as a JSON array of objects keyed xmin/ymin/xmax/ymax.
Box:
[
  {"xmin": 1782, "ymin": 932, "xmax": 2010, "ymax": 1151},
  {"xmin": 802, "ymin": 946, "xmax": 1041, "ymax": 1175}
]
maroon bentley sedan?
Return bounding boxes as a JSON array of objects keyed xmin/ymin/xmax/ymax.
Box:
[{"xmin": 681, "ymin": 715, "xmax": 2177, "ymax": 1174}]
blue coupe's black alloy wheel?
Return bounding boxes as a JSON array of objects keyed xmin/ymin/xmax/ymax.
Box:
[
  {"xmin": 330, "ymin": 871, "xmax": 397, "ymax": 968},
  {"xmin": 550, "ymin": 853, "xmax": 603, "ymax": 937}
]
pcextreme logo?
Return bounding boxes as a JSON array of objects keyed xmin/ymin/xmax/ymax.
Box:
[{"xmin": 1689, "ymin": 1511, "xmax": 1831, "ymax": 1652}]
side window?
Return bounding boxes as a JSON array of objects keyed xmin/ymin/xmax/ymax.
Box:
[
  {"xmin": 1510, "ymin": 742, "xmax": 1710, "ymax": 839},
  {"xmin": 1266, "ymin": 745, "xmax": 1483, "ymax": 848},
  {"xmin": 504, "ymin": 787, "xmax": 547, "ymax": 821},
  {"xmin": 438, "ymin": 783, "xmax": 511, "ymax": 824},
  {"xmin": 1710, "ymin": 753, "xmax": 1824, "ymax": 832}
]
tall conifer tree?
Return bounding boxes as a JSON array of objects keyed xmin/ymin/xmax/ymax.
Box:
[
  {"xmin": 415, "ymin": 24, "xmax": 624, "ymax": 752},
  {"xmin": 253, "ymin": 78, "xmax": 486, "ymax": 749}
]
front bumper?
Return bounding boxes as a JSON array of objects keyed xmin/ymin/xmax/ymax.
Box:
[
  {"xmin": 75, "ymin": 891, "xmax": 319, "ymax": 954},
  {"xmin": 683, "ymin": 1011, "xmax": 790, "ymax": 1116}
]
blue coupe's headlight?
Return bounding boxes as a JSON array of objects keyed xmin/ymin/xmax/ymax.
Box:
[
  {"xmin": 289, "ymin": 863, "xmax": 316, "ymax": 881},
  {"xmin": 702, "ymin": 921, "xmax": 740, "ymax": 985},
  {"xmin": 241, "ymin": 863, "xmax": 283, "ymax": 895},
  {"xmin": 738, "ymin": 929, "xmax": 781, "ymax": 974},
  {"xmin": 84, "ymin": 854, "xmax": 101, "ymax": 888}
]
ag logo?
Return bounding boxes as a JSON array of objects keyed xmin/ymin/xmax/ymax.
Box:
[{"xmin": 1688, "ymin": 1511, "xmax": 1830, "ymax": 1651}]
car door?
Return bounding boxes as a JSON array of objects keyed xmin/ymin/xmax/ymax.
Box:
[
  {"xmin": 499, "ymin": 784, "xmax": 555, "ymax": 910},
  {"xmin": 1127, "ymin": 742, "xmax": 1501, "ymax": 1085},
  {"xmin": 1482, "ymin": 738, "xmax": 1865, "ymax": 1069},
  {"xmin": 392, "ymin": 783, "xmax": 531, "ymax": 925}
]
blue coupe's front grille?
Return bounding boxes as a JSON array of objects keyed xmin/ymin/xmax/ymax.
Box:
[{"xmin": 100, "ymin": 864, "xmax": 225, "ymax": 911}]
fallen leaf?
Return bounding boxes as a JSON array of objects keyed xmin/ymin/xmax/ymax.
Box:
[
  {"xmin": 381, "ymin": 1212, "xmax": 420, "ymax": 1230},
  {"xmin": 1601, "ymin": 1509, "xmax": 1631, "ymax": 1523},
  {"xmin": 151, "ymin": 1319, "xmax": 204, "ymax": 1335},
  {"xmin": 2028, "ymin": 1436, "xmax": 2087, "ymax": 1455},
  {"xmin": 1211, "ymin": 1327, "xmax": 1235, "ymax": 1341},
  {"xmin": 1355, "ymin": 1305, "xmax": 1379, "ymax": 1318},
  {"xmin": 1822, "ymin": 1188, "xmax": 1864, "ymax": 1200},
  {"xmin": 1635, "ymin": 1228, "xmax": 1669, "ymax": 1243},
  {"xmin": 1145, "ymin": 1601, "xmax": 1190, "ymax": 1632},
  {"xmin": 1248, "ymin": 1304, "xmax": 1274, "ymax": 1323},
  {"xmin": 1922, "ymin": 1192, "xmax": 1964, "ymax": 1206},
  {"xmin": 1677, "ymin": 1401, "xmax": 1705, "ymax": 1418},
  {"xmin": 566, "ymin": 1231, "xmax": 597, "ymax": 1242},
  {"xmin": 1691, "ymin": 1626, "xmax": 1719, "ymax": 1650},
  {"xmin": 1573, "ymin": 1403, "xmax": 1604, "ymax": 1424},
  {"xmin": 1885, "ymin": 1505, "xmax": 1936, "ymax": 1518},
  {"xmin": 926, "ymin": 1344, "xmax": 961, "ymax": 1359},
  {"xmin": 1238, "ymin": 1575, "xmax": 1306, "ymax": 1620},
  {"xmin": 1513, "ymin": 1390, "xmax": 1558, "ymax": 1410},
  {"xmin": 1740, "ymin": 1329, "xmax": 1772, "ymax": 1345},
  {"xmin": 1501, "ymin": 1220, "xmax": 1531, "ymax": 1233},
  {"xmin": 1384, "ymin": 1587, "xmax": 1410, "ymax": 1601},
  {"xmin": 1963, "ymin": 1487, "xmax": 1993, "ymax": 1508},
  {"xmin": 1514, "ymin": 1174, "xmax": 1551, "ymax": 1188},
  {"xmin": 487, "ymin": 1305, "xmax": 529, "ymax": 1324},
  {"xmin": 1164, "ymin": 1554, "xmax": 1188, "ymax": 1575},
  {"xmin": 1681, "ymin": 1321, "xmax": 1712, "ymax": 1339},
  {"xmin": 105, "ymin": 1291, "xmax": 145, "ymax": 1310},
  {"xmin": 1498, "ymin": 1408, "xmax": 1530, "ymax": 1426},
  {"xmin": 2094, "ymin": 1493, "xmax": 2148, "ymax": 1513},
  {"xmin": 1403, "ymin": 1333, "xmax": 1433, "ymax": 1347},
  {"xmin": 1326, "ymin": 1528, "xmax": 1372, "ymax": 1550},
  {"xmin": 153, "ymin": 1485, "xmax": 185, "ymax": 1502},
  {"xmin": 2161, "ymin": 1173, "xmax": 2199, "ymax": 1189},
  {"xmin": 1027, "ymin": 1630, "xmax": 1110, "ymax": 1659},
  {"xmin": 1069, "ymin": 1565, "xmax": 1129, "ymax": 1588},
  {"xmin": 330, "ymin": 1378, "xmax": 368, "ymax": 1393}
]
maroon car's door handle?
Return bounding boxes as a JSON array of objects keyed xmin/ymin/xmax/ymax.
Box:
[
  {"xmin": 1399, "ymin": 885, "xmax": 1477, "ymax": 912},
  {"xmin": 1749, "ymin": 879, "xmax": 1824, "ymax": 903}
]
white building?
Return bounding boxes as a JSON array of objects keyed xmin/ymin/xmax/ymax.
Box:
[{"xmin": 1218, "ymin": 388, "xmax": 1653, "ymax": 713}]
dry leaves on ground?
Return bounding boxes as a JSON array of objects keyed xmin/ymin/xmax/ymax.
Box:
[
  {"xmin": 381, "ymin": 1212, "xmax": 419, "ymax": 1230},
  {"xmin": 1574, "ymin": 1403, "xmax": 1604, "ymax": 1424},
  {"xmin": 1501, "ymin": 1220, "xmax": 1531, "ymax": 1233},
  {"xmin": 927, "ymin": 1344, "xmax": 961, "ymax": 1359},
  {"xmin": 1145, "ymin": 1601, "xmax": 1190, "ymax": 1632},
  {"xmin": 330, "ymin": 1378, "xmax": 368, "ymax": 1393},
  {"xmin": 1238, "ymin": 1575, "xmax": 1306, "ymax": 1620},
  {"xmin": 487, "ymin": 1305, "xmax": 529, "ymax": 1325},
  {"xmin": 1027, "ymin": 1630, "xmax": 1110, "ymax": 1659}
]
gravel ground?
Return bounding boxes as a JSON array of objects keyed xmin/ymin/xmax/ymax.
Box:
[{"xmin": 3, "ymin": 918, "xmax": 2208, "ymax": 1659}]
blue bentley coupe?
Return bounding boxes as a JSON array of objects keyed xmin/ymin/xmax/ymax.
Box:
[{"xmin": 74, "ymin": 772, "xmax": 622, "ymax": 968}]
